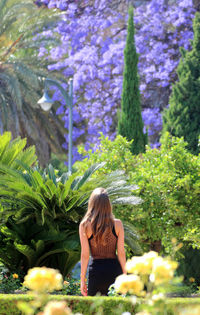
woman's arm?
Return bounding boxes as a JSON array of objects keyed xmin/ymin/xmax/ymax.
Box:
[
  {"xmin": 116, "ymin": 219, "xmax": 126, "ymax": 274},
  {"xmin": 79, "ymin": 222, "xmax": 90, "ymax": 296}
]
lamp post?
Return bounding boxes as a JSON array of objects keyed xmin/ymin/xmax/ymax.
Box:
[{"xmin": 38, "ymin": 78, "xmax": 73, "ymax": 174}]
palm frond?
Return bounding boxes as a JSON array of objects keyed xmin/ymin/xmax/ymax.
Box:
[
  {"xmin": 123, "ymin": 222, "xmax": 143, "ymax": 255},
  {"xmin": 14, "ymin": 242, "xmax": 36, "ymax": 267},
  {"xmin": 12, "ymin": 61, "xmax": 40, "ymax": 91},
  {"xmin": 71, "ymin": 162, "xmax": 106, "ymax": 190},
  {"xmin": 0, "ymin": 132, "xmax": 11, "ymax": 159},
  {"xmin": 0, "ymin": 72, "xmax": 22, "ymax": 109}
]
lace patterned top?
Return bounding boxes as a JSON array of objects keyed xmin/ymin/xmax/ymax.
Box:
[{"xmin": 88, "ymin": 226, "xmax": 118, "ymax": 259}]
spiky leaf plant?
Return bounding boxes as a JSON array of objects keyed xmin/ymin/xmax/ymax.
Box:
[
  {"xmin": 0, "ymin": 0, "xmax": 67, "ymax": 164},
  {"xmin": 0, "ymin": 162, "xmax": 142, "ymax": 277},
  {"xmin": 0, "ymin": 131, "xmax": 37, "ymax": 169}
]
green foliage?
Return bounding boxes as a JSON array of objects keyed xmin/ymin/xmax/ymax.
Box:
[
  {"xmin": 0, "ymin": 273, "xmax": 21, "ymax": 294},
  {"xmin": 61, "ymin": 278, "xmax": 81, "ymax": 296},
  {"xmin": 0, "ymin": 152, "xmax": 141, "ymax": 277},
  {"xmin": 1, "ymin": 294, "xmax": 200, "ymax": 315},
  {"xmin": 163, "ymin": 12, "xmax": 200, "ymax": 155},
  {"xmin": 0, "ymin": 132, "xmax": 37, "ymax": 169},
  {"xmin": 176, "ymin": 247, "xmax": 200, "ymax": 287},
  {"xmin": 130, "ymin": 132, "xmax": 200, "ymax": 254},
  {"xmin": 49, "ymin": 153, "xmax": 68, "ymax": 176},
  {"xmin": 118, "ymin": 6, "xmax": 147, "ymax": 154},
  {"xmin": 183, "ymin": 222, "xmax": 200, "ymax": 249},
  {"xmin": 0, "ymin": 294, "xmax": 136, "ymax": 315},
  {"xmin": 76, "ymin": 133, "xmax": 134, "ymax": 175}
]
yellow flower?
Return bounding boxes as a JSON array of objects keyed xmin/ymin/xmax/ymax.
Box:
[
  {"xmin": 150, "ymin": 257, "xmax": 178, "ymax": 285},
  {"xmin": 13, "ymin": 273, "xmax": 19, "ymax": 279},
  {"xmin": 23, "ymin": 267, "xmax": 63, "ymax": 293},
  {"xmin": 115, "ymin": 274, "xmax": 144, "ymax": 295},
  {"xmin": 189, "ymin": 277, "xmax": 195, "ymax": 283},
  {"xmin": 43, "ymin": 301, "xmax": 72, "ymax": 315},
  {"xmin": 126, "ymin": 251, "xmax": 158, "ymax": 275}
]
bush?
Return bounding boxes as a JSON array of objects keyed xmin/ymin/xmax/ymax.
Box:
[
  {"xmin": 0, "ymin": 294, "xmax": 135, "ymax": 315},
  {"xmin": 130, "ymin": 133, "xmax": 200, "ymax": 254},
  {"xmin": 75, "ymin": 133, "xmax": 134, "ymax": 175},
  {"xmin": 0, "ymin": 294, "xmax": 200, "ymax": 314}
]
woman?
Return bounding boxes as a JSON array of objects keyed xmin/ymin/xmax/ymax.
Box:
[{"xmin": 79, "ymin": 187, "xmax": 126, "ymax": 296}]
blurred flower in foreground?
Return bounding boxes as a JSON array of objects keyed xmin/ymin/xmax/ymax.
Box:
[
  {"xmin": 126, "ymin": 251, "xmax": 158, "ymax": 275},
  {"xmin": 150, "ymin": 257, "xmax": 178, "ymax": 285},
  {"xmin": 43, "ymin": 301, "xmax": 72, "ymax": 315},
  {"xmin": 115, "ymin": 274, "xmax": 144, "ymax": 295},
  {"xmin": 23, "ymin": 267, "xmax": 63, "ymax": 292},
  {"xmin": 115, "ymin": 251, "xmax": 179, "ymax": 297}
]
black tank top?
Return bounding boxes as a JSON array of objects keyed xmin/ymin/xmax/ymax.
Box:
[{"xmin": 88, "ymin": 226, "xmax": 118, "ymax": 259}]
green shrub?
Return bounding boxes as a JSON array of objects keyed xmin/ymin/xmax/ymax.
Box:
[
  {"xmin": 0, "ymin": 274, "xmax": 21, "ymax": 294},
  {"xmin": 61, "ymin": 277, "xmax": 81, "ymax": 296},
  {"xmin": 130, "ymin": 133, "xmax": 200, "ymax": 254},
  {"xmin": 75, "ymin": 133, "xmax": 134, "ymax": 175},
  {"xmin": 0, "ymin": 294, "xmax": 200, "ymax": 315},
  {"xmin": 0, "ymin": 294, "xmax": 135, "ymax": 315}
]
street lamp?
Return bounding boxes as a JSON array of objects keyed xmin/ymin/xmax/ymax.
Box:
[{"xmin": 38, "ymin": 78, "xmax": 73, "ymax": 174}]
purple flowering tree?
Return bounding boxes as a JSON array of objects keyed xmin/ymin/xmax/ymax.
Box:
[{"xmin": 37, "ymin": 0, "xmax": 195, "ymax": 160}]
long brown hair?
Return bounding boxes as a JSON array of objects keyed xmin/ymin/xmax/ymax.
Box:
[{"xmin": 82, "ymin": 187, "xmax": 114, "ymax": 244}]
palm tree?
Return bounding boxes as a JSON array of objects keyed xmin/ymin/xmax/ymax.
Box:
[{"xmin": 0, "ymin": 0, "xmax": 67, "ymax": 165}]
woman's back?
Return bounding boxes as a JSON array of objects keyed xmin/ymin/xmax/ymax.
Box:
[{"xmin": 88, "ymin": 223, "xmax": 118, "ymax": 259}]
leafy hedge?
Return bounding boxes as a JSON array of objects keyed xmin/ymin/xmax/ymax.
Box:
[
  {"xmin": 0, "ymin": 294, "xmax": 135, "ymax": 315},
  {"xmin": 1, "ymin": 294, "xmax": 200, "ymax": 315}
]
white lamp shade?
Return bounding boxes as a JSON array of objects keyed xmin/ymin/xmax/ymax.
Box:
[{"xmin": 38, "ymin": 91, "xmax": 54, "ymax": 111}]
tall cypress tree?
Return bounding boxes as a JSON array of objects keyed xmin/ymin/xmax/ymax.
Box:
[
  {"xmin": 162, "ymin": 12, "xmax": 200, "ymax": 155},
  {"xmin": 118, "ymin": 6, "xmax": 147, "ymax": 155}
]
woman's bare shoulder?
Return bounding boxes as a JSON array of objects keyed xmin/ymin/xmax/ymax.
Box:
[
  {"xmin": 114, "ymin": 218, "xmax": 123, "ymax": 233},
  {"xmin": 80, "ymin": 220, "xmax": 92, "ymax": 238},
  {"xmin": 114, "ymin": 218, "xmax": 123, "ymax": 225}
]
